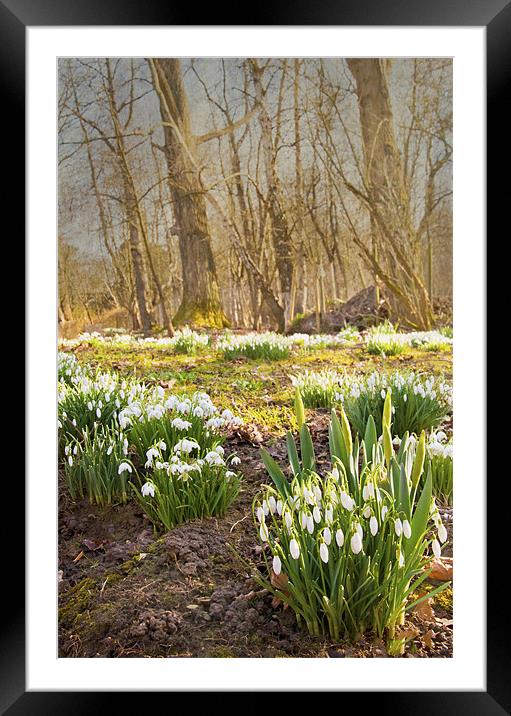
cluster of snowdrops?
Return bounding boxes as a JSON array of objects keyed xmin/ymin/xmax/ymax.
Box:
[
  {"xmin": 58, "ymin": 323, "xmax": 451, "ymax": 361},
  {"xmin": 251, "ymin": 388, "xmax": 451, "ymax": 648},
  {"xmin": 58, "ymin": 352, "xmax": 243, "ymax": 528}
]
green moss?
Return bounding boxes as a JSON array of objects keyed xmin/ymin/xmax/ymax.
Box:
[
  {"xmin": 59, "ymin": 577, "xmax": 97, "ymax": 629},
  {"xmin": 173, "ymin": 301, "xmax": 230, "ymax": 329},
  {"xmin": 207, "ymin": 645, "xmax": 236, "ymax": 657}
]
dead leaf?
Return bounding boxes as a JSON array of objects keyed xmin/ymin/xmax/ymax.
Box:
[
  {"xmin": 270, "ymin": 569, "xmax": 289, "ymax": 593},
  {"xmin": 428, "ymin": 557, "xmax": 453, "ymax": 581},
  {"xmin": 397, "ymin": 627, "xmax": 420, "ymax": 641},
  {"xmin": 72, "ymin": 550, "xmax": 85, "ymax": 563},
  {"xmin": 413, "ymin": 595, "xmax": 434, "ymax": 621},
  {"xmin": 423, "ymin": 630, "xmax": 434, "ymax": 648}
]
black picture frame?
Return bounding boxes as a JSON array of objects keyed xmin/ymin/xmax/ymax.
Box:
[{"xmin": 3, "ymin": 0, "xmax": 498, "ymax": 711}]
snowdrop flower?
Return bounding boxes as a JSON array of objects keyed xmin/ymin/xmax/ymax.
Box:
[
  {"xmin": 403, "ymin": 519, "xmax": 412, "ymax": 539},
  {"xmin": 107, "ymin": 444, "xmax": 113, "ymax": 456},
  {"xmin": 268, "ymin": 496, "xmax": 277, "ymax": 515},
  {"xmin": 141, "ymin": 482, "xmax": 155, "ymax": 498},
  {"xmin": 262, "ymin": 500, "xmax": 270, "ymax": 516},
  {"xmin": 323, "ymin": 527, "xmax": 332, "ymax": 546},
  {"xmin": 64, "ymin": 445, "xmax": 71, "ymax": 456},
  {"xmin": 331, "ymin": 466, "xmax": 340, "ymax": 482},
  {"xmin": 157, "ymin": 440, "xmax": 167, "ymax": 452},
  {"xmin": 335, "ymin": 528, "xmax": 345, "ymax": 547},
  {"xmin": 259, "ymin": 523, "xmax": 269, "ymax": 543},
  {"xmin": 398, "ymin": 549, "xmax": 405, "ymax": 568},
  {"xmin": 437, "ymin": 523, "xmax": 448, "ymax": 543},
  {"xmin": 325, "ymin": 505, "xmax": 333, "ymax": 524},
  {"xmin": 256, "ymin": 506, "xmax": 265, "ymax": 523},
  {"xmin": 395, "ymin": 518, "xmax": 403, "ymax": 537},
  {"xmin": 320, "ymin": 542, "xmax": 329, "ymax": 564},
  {"xmin": 356, "ymin": 523, "xmax": 364, "ymax": 539},
  {"xmin": 363, "ymin": 506, "xmax": 371, "ymax": 519},
  {"xmin": 431, "ymin": 538, "xmax": 441, "ymax": 558},
  {"xmin": 225, "ymin": 471, "xmax": 237, "ymax": 479},
  {"xmin": 351, "ymin": 531, "xmax": 363, "ymax": 555},
  {"xmin": 306, "ymin": 514, "xmax": 314, "ymax": 534},
  {"xmin": 87, "ymin": 401, "xmax": 93, "ymax": 411},
  {"xmin": 284, "ymin": 512, "xmax": 293, "ymax": 531},
  {"xmin": 340, "ymin": 491, "xmax": 354, "ymax": 511},
  {"xmin": 290, "ymin": 538, "xmax": 300, "ymax": 560},
  {"xmin": 370, "ymin": 516, "xmax": 379, "ymax": 536},
  {"xmin": 68, "ymin": 455, "xmax": 73, "ymax": 466},
  {"xmin": 381, "ymin": 505, "xmax": 389, "ymax": 520},
  {"xmin": 313, "ymin": 505, "xmax": 321, "ymax": 523},
  {"xmin": 272, "ymin": 555, "xmax": 282, "ymax": 575},
  {"xmin": 276, "ymin": 499, "xmax": 283, "ymax": 516},
  {"xmin": 231, "ymin": 456, "xmax": 241, "ymax": 466},
  {"xmin": 118, "ymin": 462, "xmax": 132, "ymax": 475}
]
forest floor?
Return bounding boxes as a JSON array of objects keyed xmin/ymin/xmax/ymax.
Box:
[{"xmin": 58, "ymin": 341, "xmax": 453, "ymax": 658}]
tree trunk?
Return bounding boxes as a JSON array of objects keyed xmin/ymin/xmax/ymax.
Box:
[
  {"xmin": 347, "ymin": 59, "xmax": 434, "ymax": 329},
  {"xmin": 150, "ymin": 58, "xmax": 228, "ymax": 328},
  {"xmin": 250, "ymin": 60, "xmax": 293, "ymax": 331}
]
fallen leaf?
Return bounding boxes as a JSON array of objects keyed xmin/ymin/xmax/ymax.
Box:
[
  {"xmin": 397, "ymin": 627, "xmax": 420, "ymax": 641},
  {"xmin": 413, "ymin": 595, "xmax": 434, "ymax": 621},
  {"xmin": 428, "ymin": 557, "xmax": 453, "ymax": 581},
  {"xmin": 72, "ymin": 550, "xmax": 85, "ymax": 563},
  {"xmin": 423, "ymin": 630, "xmax": 434, "ymax": 648},
  {"xmin": 270, "ymin": 569, "xmax": 289, "ymax": 594}
]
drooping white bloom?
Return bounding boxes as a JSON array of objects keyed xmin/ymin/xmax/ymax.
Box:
[
  {"xmin": 268, "ymin": 496, "xmax": 277, "ymax": 515},
  {"xmin": 290, "ymin": 538, "xmax": 300, "ymax": 560},
  {"xmin": 141, "ymin": 482, "xmax": 155, "ymax": 497},
  {"xmin": 323, "ymin": 527, "xmax": 332, "ymax": 546},
  {"xmin": 320, "ymin": 542, "xmax": 329, "ymax": 564},
  {"xmin": 300, "ymin": 511, "xmax": 308, "ymax": 529},
  {"xmin": 356, "ymin": 523, "xmax": 363, "ymax": 539},
  {"xmin": 370, "ymin": 516, "xmax": 379, "ymax": 536},
  {"xmin": 437, "ymin": 523, "xmax": 448, "ymax": 544},
  {"xmin": 107, "ymin": 444, "xmax": 113, "ymax": 456},
  {"xmin": 403, "ymin": 519, "xmax": 412, "ymax": 539},
  {"xmin": 331, "ymin": 466, "xmax": 340, "ymax": 482},
  {"xmin": 381, "ymin": 505, "xmax": 388, "ymax": 520},
  {"xmin": 306, "ymin": 514, "xmax": 314, "ymax": 534},
  {"xmin": 431, "ymin": 538, "xmax": 441, "ymax": 558},
  {"xmin": 313, "ymin": 505, "xmax": 321, "ymax": 523},
  {"xmin": 262, "ymin": 500, "xmax": 270, "ymax": 516},
  {"xmin": 67, "ymin": 455, "xmax": 73, "ymax": 466},
  {"xmin": 259, "ymin": 523, "xmax": 269, "ymax": 543},
  {"xmin": 118, "ymin": 462, "xmax": 132, "ymax": 475},
  {"xmin": 256, "ymin": 506, "xmax": 265, "ymax": 523},
  {"xmin": 351, "ymin": 532, "xmax": 362, "ymax": 555},
  {"xmin": 231, "ymin": 456, "xmax": 241, "ymax": 466},
  {"xmin": 395, "ymin": 518, "xmax": 403, "ymax": 537},
  {"xmin": 398, "ymin": 549, "xmax": 405, "ymax": 568},
  {"xmin": 277, "ymin": 500, "xmax": 283, "ymax": 516},
  {"xmin": 335, "ymin": 528, "xmax": 345, "ymax": 547},
  {"xmin": 363, "ymin": 506, "xmax": 371, "ymax": 519},
  {"xmin": 340, "ymin": 491, "xmax": 354, "ymax": 511},
  {"xmin": 284, "ymin": 512, "xmax": 293, "ymax": 531},
  {"xmin": 324, "ymin": 505, "xmax": 333, "ymax": 524},
  {"xmin": 272, "ymin": 555, "xmax": 282, "ymax": 575}
]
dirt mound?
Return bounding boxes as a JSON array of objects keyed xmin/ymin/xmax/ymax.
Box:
[{"xmin": 288, "ymin": 286, "xmax": 388, "ymax": 334}]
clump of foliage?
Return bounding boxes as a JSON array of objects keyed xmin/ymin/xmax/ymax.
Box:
[
  {"xmin": 365, "ymin": 322, "xmax": 452, "ymax": 355},
  {"xmin": 217, "ymin": 332, "xmax": 291, "ymax": 360},
  {"xmin": 63, "ymin": 426, "xmax": 134, "ymax": 505},
  {"xmin": 292, "ymin": 369, "xmax": 452, "ymax": 438},
  {"xmin": 253, "ymin": 390, "xmax": 449, "ymax": 646},
  {"xmin": 134, "ymin": 441, "xmax": 241, "ymax": 530}
]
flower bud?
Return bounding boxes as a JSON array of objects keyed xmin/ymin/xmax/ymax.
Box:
[
  {"xmin": 335, "ymin": 528, "xmax": 345, "ymax": 547},
  {"xmin": 272, "ymin": 555, "xmax": 282, "ymax": 575},
  {"xmin": 290, "ymin": 538, "xmax": 300, "ymax": 560},
  {"xmin": 320, "ymin": 542, "xmax": 329, "ymax": 564},
  {"xmin": 370, "ymin": 516, "xmax": 378, "ymax": 536},
  {"xmin": 403, "ymin": 519, "xmax": 412, "ymax": 539},
  {"xmin": 351, "ymin": 532, "xmax": 362, "ymax": 555}
]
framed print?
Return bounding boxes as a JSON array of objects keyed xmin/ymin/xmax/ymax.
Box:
[{"xmin": 1, "ymin": 0, "xmax": 499, "ymax": 710}]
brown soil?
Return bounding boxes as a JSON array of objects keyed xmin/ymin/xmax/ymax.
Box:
[{"xmin": 58, "ymin": 420, "xmax": 453, "ymax": 659}]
